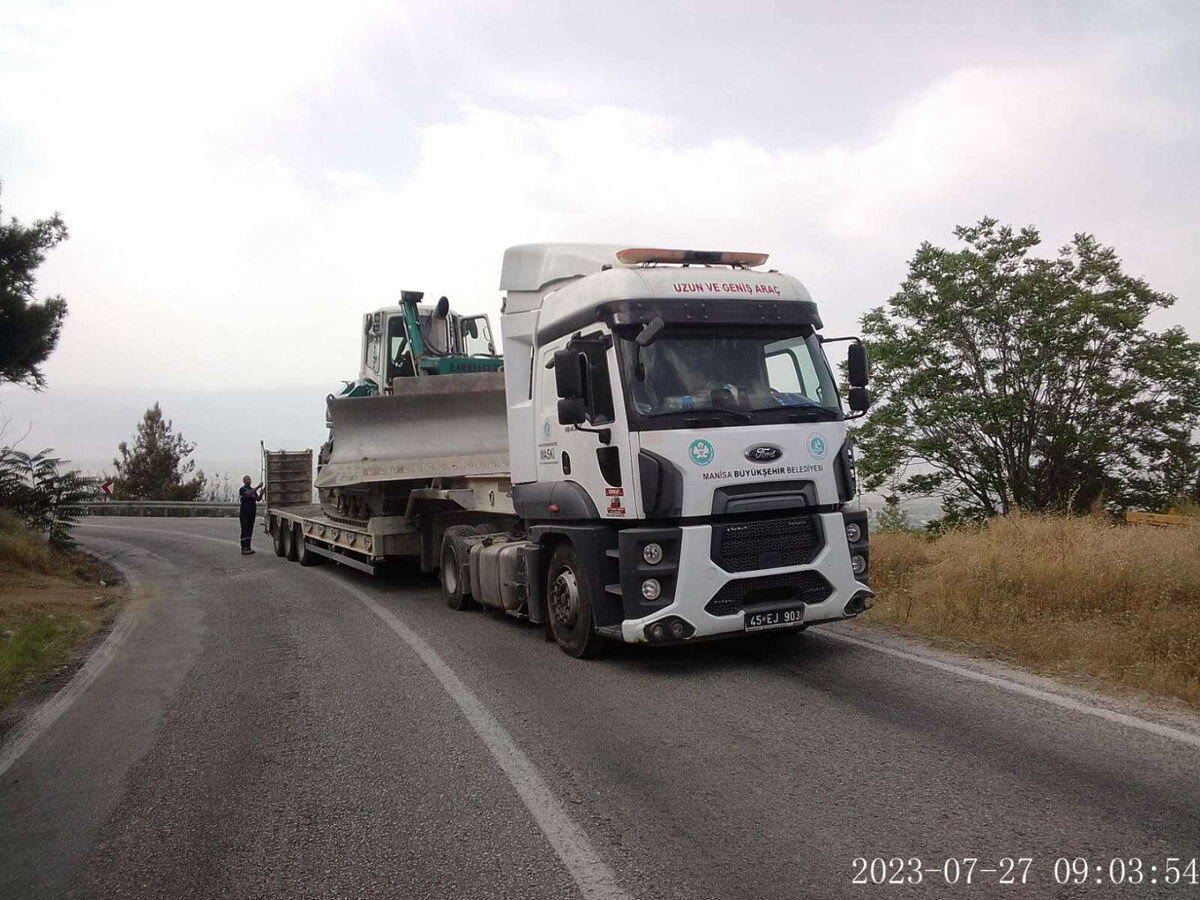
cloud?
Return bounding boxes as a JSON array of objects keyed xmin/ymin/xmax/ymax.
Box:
[
  {"xmin": 311, "ymin": 57, "xmax": 1197, "ymax": 336},
  {"xmin": 2, "ymin": 3, "xmax": 1195, "ymax": 394},
  {"xmin": 325, "ymin": 169, "xmax": 379, "ymax": 190}
]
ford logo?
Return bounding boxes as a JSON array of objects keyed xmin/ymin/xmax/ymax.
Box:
[{"xmin": 744, "ymin": 444, "xmax": 783, "ymax": 463}]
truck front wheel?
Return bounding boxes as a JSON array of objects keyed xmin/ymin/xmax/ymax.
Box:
[
  {"xmin": 547, "ymin": 543, "xmax": 604, "ymax": 659},
  {"xmin": 441, "ymin": 525, "xmax": 477, "ymax": 610}
]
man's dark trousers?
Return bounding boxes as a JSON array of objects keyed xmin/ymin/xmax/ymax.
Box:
[{"xmin": 240, "ymin": 509, "xmax": 255, "ymax": 551}]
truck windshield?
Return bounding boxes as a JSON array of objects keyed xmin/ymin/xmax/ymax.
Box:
[{"xmin": 618, "ymin": 326, "xmax": 840, "ymax": 424}]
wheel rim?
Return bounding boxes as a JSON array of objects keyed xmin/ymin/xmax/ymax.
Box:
[
  {"xmin": 442, "ymin": 546, "xmax": 459, "ymax": 594},
  {"xmin": 549, "ymin": 567, "xmax": 580, "ymax": 630}
]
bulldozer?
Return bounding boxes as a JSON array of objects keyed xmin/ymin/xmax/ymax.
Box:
[{"xmin": 316, "ymin": 291, "xmax": 507, "ymax": 521}]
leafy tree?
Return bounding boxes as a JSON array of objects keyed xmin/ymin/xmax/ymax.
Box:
[
  {"xmin": 855, "ymin": 218, "xmax": 1200, "ymax": 523},
  {"xmin": 872, "ymin": 495, "xmax": 915, "ymax": 534},
  {"xmin": 0, "ymin": 183, "xmax": 69, "ymax": 389},
  {"xmin": 0, "ymin": 447, "xmax": 95, "ymax": 550},
  {"xmin": 112, "ymin": 404, "xmax": 206, "ymax": 500}
]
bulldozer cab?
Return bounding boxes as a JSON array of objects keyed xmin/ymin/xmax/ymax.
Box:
[{"xmin": 358, "ymin": 300, "xmax": 501, "ymax": 397}]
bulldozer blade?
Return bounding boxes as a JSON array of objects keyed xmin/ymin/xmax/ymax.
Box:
[{"xmin": 316, "ymin": 372, "xmax": 509, "ymax": 489}]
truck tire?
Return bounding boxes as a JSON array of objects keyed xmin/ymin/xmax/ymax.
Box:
[
  {"xmin": 441, "ymin": 525, "xmax": 477, "ymax": 610},
  {"xmin": 272, "ymin": 518, "xmax": 287, "ymax": 557},
  {"xmin": 296, "ymin": 525, "xmax": 322, "ymax": 566},
  {"xmin": 284, "ymin": 522, "xmax": 300, "ymax": 562},
  {"xmin": 546, "ymin": 542, "xmax": 605, "ymax": 659}
]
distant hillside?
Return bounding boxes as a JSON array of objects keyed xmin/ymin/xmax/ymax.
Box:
[
  {"xmin": 0, "ymin": 384, "xmax": 331, "ymax": 479},
  {"xmin": 2, "ymin": 385, "xmax": 950, "ymax": 522}
]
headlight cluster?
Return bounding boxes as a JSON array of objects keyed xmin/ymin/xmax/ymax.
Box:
[{"xmin": 843, "ymin": 512, "xmax": 869, "ymax": 584}]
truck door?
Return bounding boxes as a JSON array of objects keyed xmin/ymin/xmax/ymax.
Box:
[{"xmin": 538, "ymin": 328, "xmax": 632, "ymax": 519}]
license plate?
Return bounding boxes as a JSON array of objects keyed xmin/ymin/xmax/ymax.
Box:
[{"xmin": 743, "ymin": 606, "xmax": 805, "ymax": 632}]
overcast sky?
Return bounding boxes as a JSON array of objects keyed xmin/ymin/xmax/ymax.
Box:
[{"xmin": 2, "ymin": 0, "xmax": 1198, "ymax": 401}]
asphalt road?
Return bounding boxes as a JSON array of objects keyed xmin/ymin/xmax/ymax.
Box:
[{"xmin": 2, "ymin": 517, "xmax": 1198, "ymax": 899}]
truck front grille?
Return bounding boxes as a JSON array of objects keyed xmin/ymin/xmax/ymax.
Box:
[
  {"xmin": 712, "ymin": 515, "xmax": 823, "ymax": 573},
  {"xmin": 704, "ymin": 571, "xmax": 833, "ymax": 617}
]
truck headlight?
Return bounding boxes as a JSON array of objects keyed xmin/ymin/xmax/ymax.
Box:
[
  {"xmin": 845, "ymin": 522, "xmax": 862, "ymax": 544},
  {"xmin": 642, "ymin": 542, "xmax": 663, "ymax": 565},
  {"xmin": 641, "ymin": 578, "xmax": 662, "ymax": 600}
]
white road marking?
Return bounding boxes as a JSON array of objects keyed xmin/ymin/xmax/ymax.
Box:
[
  {"xmin": 821, "ymin": 630, "xmax": 1200, "ymax": 751},
  {"xmin": 0, "ymin": 556, "xmax": 141, "ymax": 779},
  {"xmin": 75, "ymin": 523, "xmax": 633, "ymax": 900},
  {"xmin": 322, "ymin": 572, "xmax": 634, "ymax": 900}
]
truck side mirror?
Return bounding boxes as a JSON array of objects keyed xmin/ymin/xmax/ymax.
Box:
[
  {"xmin": 848, "ymin": 342, "xmax": 869, "ymax": 387},
  {"xmin": 558, "ymin": 397, "xmax": 587, "ymax": 425},
  {"xmin": 848, "ymin": 387, "xmax": 872, "ymax": 414},
  {"xmin": 554, "ymin": 349, "xmax": 585, "ymax": 398}
]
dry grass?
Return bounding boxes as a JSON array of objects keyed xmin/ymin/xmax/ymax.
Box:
[
  {"xmin": 0, "ymin": 508, "xmax": 59, "ymax": 575},
  {"xmin": 866, "ymin": 514, "xmax": 1200, "ymax": 708},
  {"xmin": 0, "ymin": 510, "xmax": 120, "ymax": 710}
]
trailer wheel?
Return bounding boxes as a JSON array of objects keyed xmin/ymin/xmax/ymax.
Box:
[
  {"xmin": 440, "ymin": 525, "xmax": 476, "ymax": 610},
  {"xmin": 546, "ymin": 543, "xmax": 604, "ymax": 659},
  {"xmin": 296, "ymin": 525, "xmax": 322, "ymax": 566},
  {"xmin": 284, "ymin": 522, "xmax": 299, "ymax": 562},
  {"xmin": 272, "ymin": 518, "xmax": 287, "ymax": 557}
]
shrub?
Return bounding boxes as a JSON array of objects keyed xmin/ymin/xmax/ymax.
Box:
[{"xmin": 0, "ymin": 447, "xmax": 94, "ymax": 550}]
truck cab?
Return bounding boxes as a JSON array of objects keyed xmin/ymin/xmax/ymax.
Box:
[{"xmin": 499, "ymin": 245, "xmax": 873, "ymax": 654}]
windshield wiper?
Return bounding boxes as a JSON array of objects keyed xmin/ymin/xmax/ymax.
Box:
[
  {"xmin": 782, "ymin": 406, "xmax": 838, "ymax": 422},
  {"xmin": 683, "ymin": 408, "xmax": 753, "ymax": 426}
]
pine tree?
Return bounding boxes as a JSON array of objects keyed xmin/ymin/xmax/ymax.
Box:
[{"xmin": 112, "ymin": 404, "xmax": 206, "ymax": 500}]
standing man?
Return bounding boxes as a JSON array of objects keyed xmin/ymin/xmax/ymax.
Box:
[{"xmin": 239, "ymin": 475, "xmax": 263, "ymax": 555}]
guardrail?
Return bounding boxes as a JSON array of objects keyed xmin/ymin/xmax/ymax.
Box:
[{"xmin": 81, "ymin": 501, "xmax": 241, "ymax": 518}]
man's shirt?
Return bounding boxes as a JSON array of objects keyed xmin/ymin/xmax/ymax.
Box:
[{"xmin": 239, "ymin": 484, "xmax": 259, "ymax": 513}]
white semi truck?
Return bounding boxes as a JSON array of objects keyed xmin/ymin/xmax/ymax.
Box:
[{"xmin": 264, "ymin": 245, "xmax": 874, "ymax": 657}]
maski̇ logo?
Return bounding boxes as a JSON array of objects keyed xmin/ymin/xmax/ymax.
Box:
[{"xmin": 744, "ymin": 444, "xmax": 783, "ymax": 463}]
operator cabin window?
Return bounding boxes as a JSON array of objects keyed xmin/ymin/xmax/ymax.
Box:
[
  {"xmin": 365, "ymin": 332, "xmax": 381, "ymax": 378},
  {"xmin": 461, "ymin": 316, "xmax": 493, "ymax": 356},
  {"xmin": 388, "ymin": 317, "xmax": 414, "ymax": 379}
]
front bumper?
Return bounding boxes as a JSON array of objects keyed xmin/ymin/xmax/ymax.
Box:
[{"xmin": 618, "ymin": 511, "xmax": 871, "ymax": 643}]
